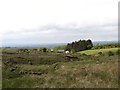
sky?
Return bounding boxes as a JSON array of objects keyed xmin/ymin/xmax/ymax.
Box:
[{"xmin": 0, "ymin": 0, "xmax": 118, "ymax": 46}]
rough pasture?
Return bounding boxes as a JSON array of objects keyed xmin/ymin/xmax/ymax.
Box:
[{"xmin": 2, "ymin": 48, "xmax": 119, "ymax": 88}]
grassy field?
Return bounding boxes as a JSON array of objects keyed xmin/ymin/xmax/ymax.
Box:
[
  {"xmin": 2, "ymin": 47, "xmax": 119, "ymax": 88},
  {"xmin": 78, "ymin": 48, "xmax": 119, "ymax": 55},
  {"xmin": 0, "ymin": 56, "xmax": 2, "ymax": 89},
  {"xmin": 0, "ymin": 48, "xmax": 2, "ymax": 89}
]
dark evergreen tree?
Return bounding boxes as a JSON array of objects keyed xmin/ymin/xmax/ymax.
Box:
[
  {"xmin": 65, "ymin": 39, "xmax": 93, "ymax": 52},
  {"xmin": 43, "ymin": 48, "xmax": 47, "ymax": 52}
]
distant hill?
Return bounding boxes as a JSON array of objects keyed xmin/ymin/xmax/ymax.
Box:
[
  {"xmin": 93, "ymin": 41, "xmax": 118, "ymax": 45},
  {"xmin": 2, "ymin": 41, "xmax": 118, "ymax": 48},
  {"xmin": 2, "ymin": 43, "xmax": 67, "ymax": 48}
]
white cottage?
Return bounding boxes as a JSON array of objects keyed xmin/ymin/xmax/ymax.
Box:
[{"xmin": 65, "ymin": 51, "xmax": 70, "ymax": 54}]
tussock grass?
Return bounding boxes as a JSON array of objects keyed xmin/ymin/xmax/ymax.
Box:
[
  {"xmin": 2, "ymin": 48, "xmax": 119, "ymax": 88},
  {"xmin": 3, "ymin": 56, "xmax": 118, "ymax": 88}
]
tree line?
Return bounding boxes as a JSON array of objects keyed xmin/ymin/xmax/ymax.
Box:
[
  {"xmin": 92, "ymin": 43, "xmax": 119, "ymax": 49},
  {"xmin": 65, "ymin": 39, "xmax": 93, "ymax": 52}
]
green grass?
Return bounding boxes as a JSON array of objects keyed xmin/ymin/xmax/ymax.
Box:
[
  {"xmin": 78, "ymin": 48, "xmax": 118, "ymax": 55},
  {"xmin": 0, "ymin": 60, "xmax": 2, "ymax": 89},
  {"xmin": 3, "ymin": 57, "xmax": 118, "ymax": 88},
  {"xmin": 2, "ymin": 48, "xmax": 119, "ymax": 88},
  {"xmin": 2, "ymin": 48, "xmax": 18, "ymax": 54},
  {"xmin": 53, "ymin": 45, "xmax": 66, "ymax": 52}
]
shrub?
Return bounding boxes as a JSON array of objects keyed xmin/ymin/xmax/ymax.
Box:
[
  {"xmin": 116, "ymin": 49, "xmax": 120, "ymax": 55},
  {"xmin": 43, "ymin": 48, "xmax": 47, "ymax": 52},
  {"xmin": 71, "ymin": 49, "xmax": 75, "ymax": 53},
  {"xmin": 98, "ymin": 52, "xmax": 102, "ymax": 55},
  {"xmin": 82, "ymin": 53, "xmax": 87, "ymax": 56},
  {"xmin": 108, "ymin": 51, "xmax": 114, "ymax": 56}
]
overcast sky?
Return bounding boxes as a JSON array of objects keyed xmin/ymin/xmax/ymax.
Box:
[{"xmin": 0, "ymin": 0, "xmax": 118, "ymax": 46}]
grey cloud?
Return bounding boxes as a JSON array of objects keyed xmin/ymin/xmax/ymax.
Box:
[
  {"xmin": 2, "ymin": 22, "xmax": 118, "ymax": 46},
  {"xmin": 4, "ymin": 22, "xmax": 117, "ymax": 35}
]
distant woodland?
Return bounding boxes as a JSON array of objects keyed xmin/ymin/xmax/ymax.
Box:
[{"xmin": 65, "ymin": 39, "xmax": 93, "ymax": 52}]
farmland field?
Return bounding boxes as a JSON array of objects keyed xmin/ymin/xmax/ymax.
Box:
[
  {"xmin": 78, "ymin": 48, "xmax": 119, "ymax": 55},
  {"xmin": 2, "ymin": 47, "xmax": 119, "ymax": 88}
]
